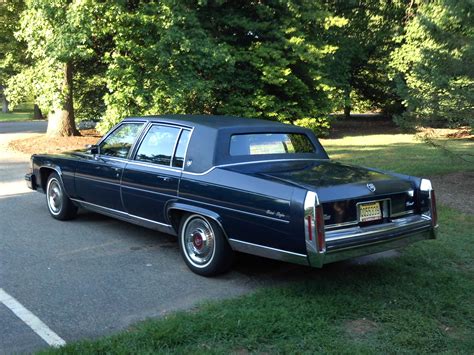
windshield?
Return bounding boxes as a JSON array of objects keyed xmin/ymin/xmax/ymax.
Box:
[{"xmin": 229, "ymin": 133, "xmax": 315, "ymax": 156}]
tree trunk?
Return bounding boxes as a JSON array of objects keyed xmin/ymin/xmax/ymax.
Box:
[
  {"xmin": 2, "ymin": 95, "xmax": 8, "ymax": 113},
  {"xmin": 343, "ymin": 86, "xmax": 351, "ymax": 119},
  {"xmin": 47, "ymin": 62, "xmax": 80, "ymax": 136},
  {"xmin": 33, "ymin": 104, "xmax": 43, "ymax": 120},
  {"xmin": 344, "ymin": 105, "xmax": 351, "ymax": 119}
]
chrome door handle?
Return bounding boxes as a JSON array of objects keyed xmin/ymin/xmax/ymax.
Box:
[{"xmin": 157, "ymin": 175, "xmax": 171, "ymax": 182}]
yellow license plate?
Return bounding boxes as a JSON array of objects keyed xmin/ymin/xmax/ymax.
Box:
[{"xmin": 359, "ymin": 202, "xmax": 382, "ymax": 222}]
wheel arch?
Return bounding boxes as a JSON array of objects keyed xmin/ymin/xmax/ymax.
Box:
[
  {"xmin": 38, "ymin": 165, "xmax": 63, "ymax": 192},
  {"xmin": 166, "ymin": 202, "xmax": 230, "ymax": 241}
]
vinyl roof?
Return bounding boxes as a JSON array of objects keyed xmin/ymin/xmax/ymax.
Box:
[{"xmin": 123, "ymin": 114, "xmax": 291, "ymax": 130}]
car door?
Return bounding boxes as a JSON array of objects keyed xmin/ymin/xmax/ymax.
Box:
[
  {"xmin": 121, "ymin": 124, "xmax": 191, "ymax": 223},
  {"xmin": 74, "ymin": 122, "xmax": 145, "ymax": 211}
]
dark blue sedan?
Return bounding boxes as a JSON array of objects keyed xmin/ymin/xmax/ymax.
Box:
[{"xmin": 25, "ymin": 115, "xmax": 438, "ymax": 276}]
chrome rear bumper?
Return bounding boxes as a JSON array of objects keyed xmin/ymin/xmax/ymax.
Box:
[{"xmin": 308, "ymin": 214, "xmax": 437, "ymax": 267}]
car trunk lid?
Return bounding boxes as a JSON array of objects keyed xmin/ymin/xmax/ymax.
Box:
[{"xmin": 224, "ymin": 159, "xmax": 416, "ymax": 228}]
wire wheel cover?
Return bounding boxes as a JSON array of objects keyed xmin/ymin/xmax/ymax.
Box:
[{"xmin": 184, "ymin": 217, "xmax": 215, "ymax": 266}]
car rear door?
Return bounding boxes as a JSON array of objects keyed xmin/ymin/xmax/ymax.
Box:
[
  {"xmin": 74, "ymin": 122, "xmax": 145, "ymax": 211},
  {"xmin": 121, "ymin": 124, "xmax": 191, "ymax": 223}
]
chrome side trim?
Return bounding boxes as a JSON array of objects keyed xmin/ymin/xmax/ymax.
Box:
[
  {"xmin": 126, "ymin": 160, "xmax": 182, "ymax": 173},
  {"xmin": 121, "ymin": 184, "xmax": 177, "ymax": 199},
  {"xmin": 71, "ymin": 198, "xmax": 176, "ymax": 236},
  {"xmin": 75, "ymin": 174, "xmax": 122, "ymax": 187},
  {"xmin": 177, "ymin": 196, "xmax": 290, "ymax": 224},
  {"xmin": 228, "ymin": 239, "xmax": 308, "ymax": 266},
  {"xmin": 181, "ymin": 158, "xmax": 327, "ymax": 176},
  {"xmin": 105, "ymin": 157, "xmax": 129, "ymax": 164},
  {"xmin": 181, "ymin": 166, "xmax": 216, "ymax": 176},
  {"xmin": 218, "ymin": 158, "xmax": 325, "ymax": 168}
]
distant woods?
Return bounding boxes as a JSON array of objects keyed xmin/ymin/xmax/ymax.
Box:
[{"xmin": 0, "ymin": 0, "xmax": 472, "ymax": 136}]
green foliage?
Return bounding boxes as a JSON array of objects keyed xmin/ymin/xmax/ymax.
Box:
[
  {"xmin": 98, "ymin": 0, "xmax": 340, "ymax": 133},
  {"xmin": 3, "ymin": 0, "xmax": 472, "ymax": 130},
  {"xmin": 327, "ymin": 0, "xmax": 407, "ymax": 116},
  {"xmin": 0, "ymin": 0, "xmax": 27, "ymax": 110},
  {"xmin": 99, "ymin": 0, "xmax": 233, "ymax": 131},
  {"xmin": 5, "ymin": 0, "xmax": 109, "ymax": 122},
  {"xmin": 0, "ymin": 1, "xmax": 25, "ymax": 84},
  {"xmin": 293, "ymin": 117, "xmax": 331, "ymax": 137},
  {"xmin": 391, "ymin": 0, "xmax": 474, "ymax": 128}
]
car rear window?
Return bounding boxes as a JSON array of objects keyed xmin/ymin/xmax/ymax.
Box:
[{"xmin": 229, "ymin": 133, "xmax": 315, "ymax": 156}]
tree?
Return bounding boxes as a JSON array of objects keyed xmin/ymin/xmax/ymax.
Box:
[
  {"xmin": 327, "ymin": 0, "xmax": 408, "ymax": 118},
  {"xmin": 391, "ymin": 0, "xmax": 474, "ymax": 127},
  {"xmin": 7, "ymin": 0, "xmax": 110, "ymax": 136},
  {"xmin": 0, "ymin": 0, "xmax": 26, "ymax": 113},
  {"xmin": 98, "ymin": 0, "xmax": 343, "ymax": 135}
]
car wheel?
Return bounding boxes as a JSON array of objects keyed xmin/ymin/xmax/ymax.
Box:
[
  {"xmin": 46, "ymin": 172, "xmax": 78, "ymax": 220},
  {"xmin": 178, "ymin": 214, "xmax": 234, "ymax": 276}
]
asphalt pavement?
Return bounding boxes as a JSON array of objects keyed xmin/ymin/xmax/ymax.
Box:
[{"xmin": 0, "ymin": 120, "xmax": 315, "ymax": 353}]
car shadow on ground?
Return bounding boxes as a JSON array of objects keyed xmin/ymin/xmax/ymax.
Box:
[{"xmin": 75, "ymin": 208, "xmax": 401, "ymax": 284}]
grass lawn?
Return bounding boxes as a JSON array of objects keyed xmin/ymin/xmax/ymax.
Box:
[
  {"xmin": 0, "ymin": 110, "xmax": 33, "ymax": 122},
  {"xmin": 321, "ymin": 134, "xmax": 474, "ymax": 176},
  {"xmin": 0, "ymin": 103, "xmax": 35, "ymax": 122},
  {"xmin": 43, "ymin": 134, "xmax": 473, "ymax": 354}
]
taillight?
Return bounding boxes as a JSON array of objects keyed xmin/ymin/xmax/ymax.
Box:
[
  {"xmin": 430, "ymin": 190, "xmax": 438, "ymax": 227},
  {"xmin": 315, "ymin": 205, "xmax": 325, "ymax": 252},
  {"xmin": 307, "ymin": 215, "xmax": 313, "ymax": 241},
  {"xmin": 304, "ymin": 191, "xmax": 325, "ymax": 267},
  {"xmin": 420, "ymin": 179, "xmax": 437, "ymax": 228}
]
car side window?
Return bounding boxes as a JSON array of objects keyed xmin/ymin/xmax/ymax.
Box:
[
  {"xmin": 172, "ymin": 130, "xmax": 191, "ymax": 168},
  {"xmin": 99, "ymin": 123, "xmax": 145, "ymax": 158},
  {"xmin": 135, "ymin": 125, "xmax": 181, "ymax": 166}
]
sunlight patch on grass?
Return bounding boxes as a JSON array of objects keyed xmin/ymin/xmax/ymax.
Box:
[
  {"xmin": 321, "ymin": 134, "xmax": 473, "ymax": 176},
  {"xmin": 0, "ymin": 111, "xmax": 33, "ymax": 122}
]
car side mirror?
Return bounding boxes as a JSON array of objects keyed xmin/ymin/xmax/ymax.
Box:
[{"xmin": 88, "ymin": 144, "xmax": 100, "ymax": 155}]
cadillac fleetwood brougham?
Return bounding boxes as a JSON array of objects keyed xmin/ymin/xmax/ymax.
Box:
[{"xmin": 25, "ymin": 115, "xmax": 438, "ymax": 276}]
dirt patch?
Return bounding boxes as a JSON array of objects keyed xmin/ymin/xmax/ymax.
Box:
[
  {"xmin": 417, "ymin": 126, "xmax": 473, "ymax": 140},
  {"xmin": 8, "ymin": 129, "xmax": 101, "ymax": 155},
  {"xmin": 329, "ymin": 115, "xmax": 401, "ymax": 138},
  {"xmin": 345, "ymin": 318, "xmax": 378, "ymax": 337},
  {"xmin": 429, "ymin": 172, "xmax": 474, "ymax": 215}
]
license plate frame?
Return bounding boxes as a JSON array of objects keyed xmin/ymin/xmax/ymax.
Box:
[{"xmin": 358, "ymin": 201, "xmax": 383, "ymax": 223}]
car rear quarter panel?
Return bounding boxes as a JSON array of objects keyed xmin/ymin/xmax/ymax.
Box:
[{"xmin": 178, "ymin": 168, "xmax": 307, "ymax": 254}]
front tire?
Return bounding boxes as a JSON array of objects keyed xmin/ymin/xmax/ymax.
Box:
[
  {"xmin": 46, "ymin": 172, "xmax": 78, "ymax": 220},
  {"xmin": 178, "ymin": 214, "xmax": 234, "ymax": 276}
]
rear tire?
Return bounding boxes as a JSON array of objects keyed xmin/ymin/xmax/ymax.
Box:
[
  {"xmin": 178, "ymin": 214, "xmax": 234, "ymax": 276},
  {"xmin": 46, "ymin": 172, "xmax": 78, "ymax": 220}
]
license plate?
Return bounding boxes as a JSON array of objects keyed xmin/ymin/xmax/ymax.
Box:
[{"xmin": 358, "ymin": 202, "xmax": 382, "ymax": 222}]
